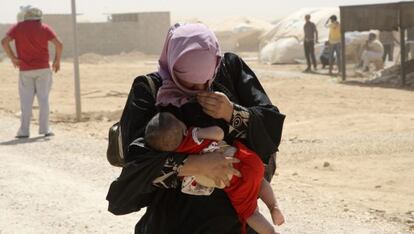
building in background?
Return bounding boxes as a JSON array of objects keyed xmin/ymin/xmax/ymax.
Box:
[{"xmin": 0, "ymin": 11, "xmax": 170, "ymax": 57}]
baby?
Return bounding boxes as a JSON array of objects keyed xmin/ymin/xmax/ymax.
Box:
[{"xmin": 145, "ymin": 112, "xmax": 284, "ymax": 234}]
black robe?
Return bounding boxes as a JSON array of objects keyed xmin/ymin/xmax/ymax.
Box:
[{"xmin": 106, "ymin": 53, "xmax": 285, "ymax": 234}]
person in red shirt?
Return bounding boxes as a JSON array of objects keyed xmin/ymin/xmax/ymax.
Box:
[
  {"xmin": 145, "ymin": 112, "xmax": 285, "ymax": 234},
  {"xmin": 1, "ymin": 6, "xmax": 63, "ymax": 138}
]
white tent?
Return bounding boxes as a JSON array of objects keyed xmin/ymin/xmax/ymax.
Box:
[
  {"xmin": 211, "ymin": 16, "xmax": 272, "ymax": 33},
  {"xmin": 211, "ymin": 17, "xmax": 272, "ymax": 52},
  {"xmin": 259, "ymin": 8, "xmax": 370, "ymax": 64}
]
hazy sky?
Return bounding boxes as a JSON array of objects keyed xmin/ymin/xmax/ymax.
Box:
[{"xmin": 1, "ymin": 0, "xmax": 403, "ymax": 24}]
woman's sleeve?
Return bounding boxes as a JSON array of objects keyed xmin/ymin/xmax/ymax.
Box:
[
  {"xmin": 225, "ymin": 53, "xmax": 285, "ymax": 162},
  {"xmin": 106, "ymin": 76, "xmax": 186, "ymax": 215},
  {"xmin": 227, "ymin": 103, "xmax": 250, "ymax": 139}
]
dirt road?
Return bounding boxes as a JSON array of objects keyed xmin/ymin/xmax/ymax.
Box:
[
  {"xmin": 0, "ymin": 113, "xmax": 409, "ymax": 233},
  {"xmin": 0, "ymin": 114, "xmax": 141, "ymax": 233},
  {"xmin": 1, "ymin": 57, "xmax": 413, "ymax": 233}
]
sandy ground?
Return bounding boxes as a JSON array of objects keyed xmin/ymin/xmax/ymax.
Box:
[{"xmin": 0, "ymin": 54, "xmax": 414, "ymax": 233}]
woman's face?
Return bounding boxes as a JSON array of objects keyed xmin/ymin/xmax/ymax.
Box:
[{"xmin": 177, "ymin": 78, "xmax": 209, "ymax": 91}]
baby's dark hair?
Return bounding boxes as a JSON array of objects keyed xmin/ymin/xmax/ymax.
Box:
[{"xmin": 144, "ymin": 112, "xmax": 184, "ymax": 151}]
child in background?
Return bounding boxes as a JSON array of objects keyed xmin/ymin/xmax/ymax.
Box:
[{"xmin": 320, "ymin": 41, "xmax": 333, "ymax": 69}]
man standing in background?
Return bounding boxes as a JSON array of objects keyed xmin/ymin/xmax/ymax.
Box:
[
  {"xmin": 379, "ymin": 30, "xmax": 396, "ymax": 62},
  {"xmin": 320, "ymin": 41, "xmax": 333, "ymax": 69},
  {"xmin": 1, "ymin": 6, "xmax": 63, "ymax": 138},
  {"xmin": 326, "ymin": 15, "xmax": 342, "ymax": 75},
  {"xmin": 303, "ymin": 14, "xmax": 318, "ymax": 72},
  {"xmin": 407, "ymin": 27, "xmax": 414, "ymax": 60}
]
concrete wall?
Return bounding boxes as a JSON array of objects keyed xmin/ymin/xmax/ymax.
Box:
[
  {"xmin": 0, "ymin": 12, "xmax": 170, "ymax": 57},
  {"xmin": 78, "ymin": 22, "xmax": 141, "ymax": 55},
  {"xmin": 133, "ymin": 12, "xmax": 170, "ymax": 54}
]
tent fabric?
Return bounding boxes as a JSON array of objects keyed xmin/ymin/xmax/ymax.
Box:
[
  {"xmin": 211, "ymin": 17, "xmax": 272, "ymax": 52},
  {"xmin": 340, "ymin": 3, "xmax": 399, "ymax": 32},
  {"xmin": 400, "ymin": 2, "xmax": 414, "ymax": 29},
  {"xmin": 210, "ymin": 17, "xmax": 272, "ymax": 33},
  {"xmin": 340, "ymin": 2, "xmax": 414, "ymax": 31}
]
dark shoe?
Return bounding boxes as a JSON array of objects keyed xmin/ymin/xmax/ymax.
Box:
[
  {"xmin": 15, "ymin": 135, "xmax": 29, "ymax": 139},
  {"xmin": 303, "ymin": 68, "xmax": 311, "ymax": 73},
  {"xmin": 44, "ymin": 132, "xmax": 55, "ymax": 137}
]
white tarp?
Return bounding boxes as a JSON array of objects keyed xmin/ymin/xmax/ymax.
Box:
[
  {"xmin": 210, "ymin": 16, "xmax": 272, "ymax": 33},
  {"xmin": 211, "ymin": 17, "xmax": 273, "ymax": 52},
  {"xmin": 259, "ymin": 8, "xmax": 371, "ymax": 64},
  {"xmin": 260, "ymin": 37, "xmax": 304, "ymax": 64}
]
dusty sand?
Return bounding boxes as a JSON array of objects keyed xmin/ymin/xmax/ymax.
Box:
[{"xmin": 0, "ymin": 54, "xmax": 413, "ymax": 233}]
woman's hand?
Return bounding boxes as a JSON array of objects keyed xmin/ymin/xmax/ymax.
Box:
[
  {"xmin": 179, "ymin": 152, "xmax": 241, "ymax": 187},
  {"xmin": 197, "ymin": 91, "xmax": 234, "ymax": 122}
]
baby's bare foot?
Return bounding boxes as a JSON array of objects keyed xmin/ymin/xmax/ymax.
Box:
[{"xmin": 271, "ymin": 206, "xmax": 285, "ymax": 226}]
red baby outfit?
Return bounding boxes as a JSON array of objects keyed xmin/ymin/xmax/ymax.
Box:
[{"xmin": 176, "ymin": 128, "xmax": 265, "ymax": 233}]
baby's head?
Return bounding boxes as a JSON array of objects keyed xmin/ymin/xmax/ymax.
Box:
[{"xmin": 145, "ymin": 112, "xmax": 186, "ymax": 151}]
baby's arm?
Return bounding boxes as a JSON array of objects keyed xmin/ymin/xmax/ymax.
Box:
[{"xmin": 196, "ymin": 126, "xmax": 224, "ymax": 142}]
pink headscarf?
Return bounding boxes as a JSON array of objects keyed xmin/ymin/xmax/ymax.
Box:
[{"xmin": 156, "ymin": 23, "xmax": 221, "ymax": 107}]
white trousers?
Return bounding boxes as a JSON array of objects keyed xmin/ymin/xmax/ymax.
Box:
[
  {"xmin": 17, "ymin": 68, "xmax": 53, "ymax": 136},
  {"xmin": 361, "ymin": 50, "xmax": 383, "ymax": 70}
]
